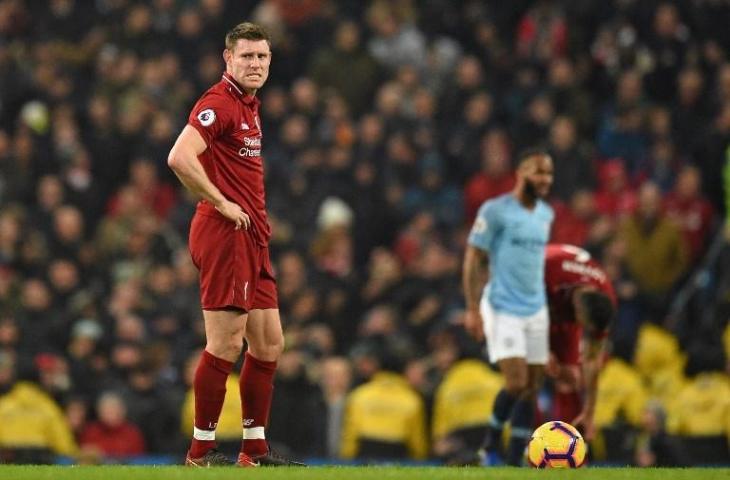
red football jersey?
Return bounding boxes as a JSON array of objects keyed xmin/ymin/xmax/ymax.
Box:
[
  {"xmin": 545, "ymin": 244, "xmax": 616, "ymax": 364},
  {"xmin": 187, "ymin": 73, "xmax": 271, "ymax": 246}
]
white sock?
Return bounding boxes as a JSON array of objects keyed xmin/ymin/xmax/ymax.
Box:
[
  {"xmin": 193, "ymin": 426, "xmax": 216, "ymax": 441},
  {"xmin": 243, "ymin": 426, "xmax": 265, "ymax": 440}
]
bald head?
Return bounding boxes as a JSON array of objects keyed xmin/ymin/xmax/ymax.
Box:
[{"xmin": 637, "ymin": 182, "xmax": 662, "ymax": 220}]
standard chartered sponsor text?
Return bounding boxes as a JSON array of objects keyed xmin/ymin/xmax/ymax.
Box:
[{"xmin": 239, "ymin": 136, "xmax": 262, "ymax": 157}]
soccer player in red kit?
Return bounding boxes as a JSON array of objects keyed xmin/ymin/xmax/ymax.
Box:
[
  {"xmin": 168, "ymin": 22, "xmax": 301, "ymax": 467},
  {"xmin": 544, "ymin": 244, "xmax": 616, "ymax": 441}
]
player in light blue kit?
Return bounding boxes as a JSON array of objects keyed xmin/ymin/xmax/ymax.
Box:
[{"xmin": 462, "ymin": 148, "xmax": 554, "ymax": 465}]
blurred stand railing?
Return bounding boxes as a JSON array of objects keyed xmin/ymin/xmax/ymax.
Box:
[{"xmin": 664, "ymin": 223, "xmax": 729, "ymax": 336}]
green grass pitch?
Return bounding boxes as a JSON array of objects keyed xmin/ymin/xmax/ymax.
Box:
[{"xmin": 0, "ymin": 466, "xmax": 728, "ymax": 480}]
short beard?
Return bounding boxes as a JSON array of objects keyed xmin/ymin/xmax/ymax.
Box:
[{"xmin": 523, "ymin": 179, "xmax": 540, "ymax": 201}]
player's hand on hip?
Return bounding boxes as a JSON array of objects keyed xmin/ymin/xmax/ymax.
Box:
[
  {"xmin": 215, "ymin": 200, "xmax": 250, "ymax": 230},
  {"xmin": 463, "ymin": 309, "xmax": 485, "ymax": 341}
]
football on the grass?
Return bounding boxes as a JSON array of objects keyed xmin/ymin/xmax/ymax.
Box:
[{"xmin": 527, "ymin": 420, "xmax": 586, "ymax": 468}]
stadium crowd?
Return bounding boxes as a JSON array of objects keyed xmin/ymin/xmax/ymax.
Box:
[{"xmin": 0, "ymin": 0, "xmax": 728, "ymax": 466}]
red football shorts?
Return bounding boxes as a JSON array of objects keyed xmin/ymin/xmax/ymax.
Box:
[
  {"xmin": 549, "ymin": 321, "xmax": 581, "ymax": 365},
  {"xmin": 189, "ymin": 211, "xmax": 278, "ymax": 311}
]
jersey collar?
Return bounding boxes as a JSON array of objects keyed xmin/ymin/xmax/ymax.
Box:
[{"xmin": 221, "ymin": 73, "xmax": 259, "ymax": 106}]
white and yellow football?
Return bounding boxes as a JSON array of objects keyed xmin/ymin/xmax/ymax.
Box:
[{"xmin": 527, "ymin": 420, "xmax": 586, "ymax": 468}]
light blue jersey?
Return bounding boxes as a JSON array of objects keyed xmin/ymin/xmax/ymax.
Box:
[{"xmin": 468, "ymin": 193, "xmax": 554, "ymax": 316}]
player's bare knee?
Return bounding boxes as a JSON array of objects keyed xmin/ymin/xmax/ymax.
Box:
[
  {"xmin": 259, "ymin": 341, "xmax": 284, "ymax": 361},
  {"xmin": 269, "ymin": 342, "xmax": 284, "ymax": 360},
  {"xmin": 248, "ymin": 336, "xmax": 283, "ymax": 361},
  {"xmin": 519, "ymin": 385, "xmax": 540, "ymax": 401},
  {"xmin": 504, "ymin": 385, "xmax": 522, "ymax": 396},
  {"xmin": 205, "ymin": 344, "xmax": 237, "ymax": 362},
  {"xmin": 273, "ymin": 333, "xmax": 285, "ymax": 357},
  {"xmin": 230, "ymin": 338, "xmax": 245, "ymax": 356},
  {"xmin": 247, "ymin": 347, "xmax": 277, "ymax": 362},
  {"xmin": 504, "ymin": 378, "xmax": 528, "ymax": 396},
  {"xmin": 208, "ymin": 337, "xmax": 243, "ymax": 361}
]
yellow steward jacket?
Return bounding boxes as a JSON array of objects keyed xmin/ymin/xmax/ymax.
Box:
[
  {"xmin": 340, "ymin": 372, "xmax": 428, "ymax": 460},
  {"xmin": 594, "ymin": 358, "xmax": 648, "ymax": 428},
  {"xmin": 667, "ymin": 372, "xmax": 730, "ymax": 438},
  {"xmin": 432, "ymin": 359, "xmax": 503, "ymax": 439},
  {"xmin": 0, "ymin": 381, "xmax": 77, "ymax": 456},
  {"xmin": 634, "ymin": 324, "xmax": 686, "ymax": 405}
]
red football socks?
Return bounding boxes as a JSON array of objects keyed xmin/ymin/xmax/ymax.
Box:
[
  {"xmin": 240, "ymin": 351, "xmax": 277, "ymax": 456},
  {"xmin": 189, "ymin": 350, "xmax": 234, "ymax": 458}
]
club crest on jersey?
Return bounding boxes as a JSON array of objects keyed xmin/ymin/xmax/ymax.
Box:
[
  {"xmin": 471, "ymin": 217, "xmax": 487, "ymax": 235},
  {"xmin": 197, "ymin": 109, "xmax": 216, "ymax": 127}
]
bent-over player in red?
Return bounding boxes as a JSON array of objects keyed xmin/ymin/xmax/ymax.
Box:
[
  {"xmin": 544, "ymin": 244, "xmax": 616, "ymax": 441},
  {"xmin": 168, "ymin": 22, "xmax": 302, "ymax": 467}
]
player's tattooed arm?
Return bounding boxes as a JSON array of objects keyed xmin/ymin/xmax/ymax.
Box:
[{"xmin": 462, "ymin": 245, "xmax": 489, "ymax": 340}]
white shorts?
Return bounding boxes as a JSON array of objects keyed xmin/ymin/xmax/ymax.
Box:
[{"xmin": 480, "ymin": 297, "xmax": 549, "ymax": 365}]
